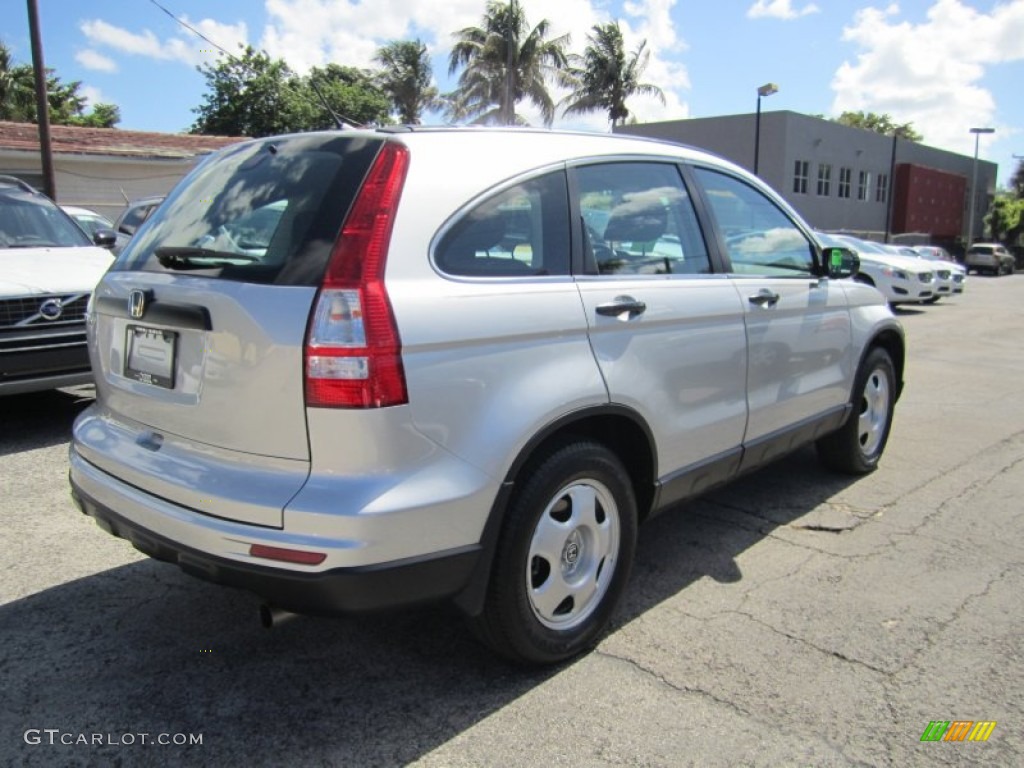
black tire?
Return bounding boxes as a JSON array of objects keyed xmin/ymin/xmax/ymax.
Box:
[
  {"xmin": 817, "ymin": 347, "xmax": 896, "ymax": 475},
  {"xmin": 922, "ymin": 296, "xmax": 940, "ymax": 305},
  {"xmin": 468, "ymin": 440, "xmax": 638, "ymax": 666}
]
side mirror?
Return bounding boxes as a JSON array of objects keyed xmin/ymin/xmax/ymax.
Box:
[
  {"xmin": 824, "ymin": 246, "xmax": 859, "ymax": 279},
  {"xmin": 93, "ymin": 228, "xmax": 117, "ymax": 249}
]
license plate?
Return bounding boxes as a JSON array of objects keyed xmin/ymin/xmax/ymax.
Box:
[{"xmin": 124, "ymin": 325, "xmax": 177, "ymax": 389}]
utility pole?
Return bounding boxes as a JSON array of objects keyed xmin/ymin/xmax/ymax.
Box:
[{"xmin": 26, "ymin": 0, "xmax": 56, "ymax": 200}]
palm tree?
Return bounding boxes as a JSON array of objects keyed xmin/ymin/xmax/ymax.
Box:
[
  {"xmin": 0, "ymin": 42, "xmax": 38, "ymax": 122},
  {"xmin": 560, "ymin": 22, "xmax": 664, "ymax": 128},
  {"xmin": 373, "ymin": 40, "xmax": 439, "ymax": 124},
  {"xmin": 447, "ymin": 0, "xmax": 570, "ymax": 126}
]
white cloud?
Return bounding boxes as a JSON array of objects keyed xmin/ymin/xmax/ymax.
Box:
[
  {"xmin": 747, "ymin": 0, "xmax": 820, "ymax": 20},
  {"xmin": 75, "ymin": 49, "xmax": 117, "ymax": 73},
  {"xmin": 831, "ymin": 0, "xmax": 1024, "ymax": 155},
  {"xmin": 79, "ymin": 85, "xmax": 106, "ymax": 108},
  {"xmin": 79, "ymin": 17, "xmax": 248, "ymax": 67}
]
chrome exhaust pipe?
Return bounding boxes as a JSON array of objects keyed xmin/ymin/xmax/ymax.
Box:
[{"xmin": 259, "ymin": 603, "xmax": 299, "ymax": 629}]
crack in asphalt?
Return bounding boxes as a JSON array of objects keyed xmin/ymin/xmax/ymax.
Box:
[
  {"xmin": 595, "ymin": 645, "xmax": 879, "ymax": 767},
  {"xmin": 594, "ymin": 647, "xmax": 756, "ymax": 719},
  {"xmin": 727, "ymin": 609, "xmax": 893, "ymax": 677},
  {"xmin": 894, "ymin": 562, "xmax": 1021, "ymax": 680}
]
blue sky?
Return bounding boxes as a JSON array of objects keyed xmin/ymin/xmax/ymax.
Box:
[{"xmin": 5, "ymin": 0, "xmax": 1022, "ymax": 185}]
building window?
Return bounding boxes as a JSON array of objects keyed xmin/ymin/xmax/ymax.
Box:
[
  {"xmin": 838, "ymin": 167, "xmax": 852, "ymax": 199},
  {"xmin": 876, "ymin": 173, "xmax": 889, "ymax": 203},
  {"xmin": 858, "ymin": 171, "xmax": 870, "ymax": 201},
  {"xmin": 793, "ymin": 160, "xmax": 809, "ymax": 194},
  {"xmin": 817, "ymin": 164, "xmax": 832, "ymax": 196}
]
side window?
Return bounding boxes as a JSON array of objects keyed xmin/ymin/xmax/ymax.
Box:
[
  {"xmin": 694, "ymin": 168, "xmax": 815, "ymax": 277},
  {"xmin": 118, "ymin": 205, "xmax": 149, "ymax": 235},
  {"xmin": 435, "ymin": 171, "xmax": 569, "ymax": 277},
  {"xmin": 574, "ymin": 162, "xmax": 710, "ymax": 276}
]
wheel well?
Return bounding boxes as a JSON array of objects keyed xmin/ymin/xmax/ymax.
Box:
[
  {"xmin": 511, "ymin": 412, "xmax": 657, "ymax": 522},
  {"xmin": 869, "ymin": 330, "xmax": 906, "ymax": 400},
  {"xmin": 855, "ymin": 273, "xmax": 875, "ymax": 286},
  {"xmin": 454, "ymin": 409, "xmax": 657, "ymax": 618}
]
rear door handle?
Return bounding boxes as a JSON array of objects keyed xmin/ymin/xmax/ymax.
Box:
[
  {"xmin": 748, "ymin": 289, "xmax": 780, "ymax": 308},
  {"xmin": 596, "ymin": 296, "xmax": 647, "ymax": 320}
]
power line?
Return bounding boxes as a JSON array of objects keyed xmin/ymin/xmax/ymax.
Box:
[
  {"xmin": 147, "ymin": 0, "xmax": 235, "ymax": 59},
  {"xmin": 145, "ymin": 0, "xmax": 356, "ymax": 129}
]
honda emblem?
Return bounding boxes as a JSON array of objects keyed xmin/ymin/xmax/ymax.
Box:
[{"xmin": 129, "ymin": 290, "xmax": 146, "ymax": 319}]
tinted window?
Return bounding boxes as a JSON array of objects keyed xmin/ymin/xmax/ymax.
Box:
[
  {"xmin": 695, "ymin": 168, "xmax": 815, "ymax": 277},
  {"xmin": 435, "ymin": 171, "xmax": 569, "ymax": 277},
  {"xmin": 117, "ymin": 204, "xmax": 152, "ymax": 235},
  {"xmin": 112, "ymin": 135, "xmax": 382, "ymax": 286},
  {"xmin": 575, "ymin": 162, "xmax": 710, "ymax": 276}
]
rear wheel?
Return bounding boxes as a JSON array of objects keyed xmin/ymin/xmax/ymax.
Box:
[
  {"xmin": 469, "ymin": 440, "xmax": 637, "ymax": 665},
  {"xmin": 817, "ymin": 347, "xmax": 896, "ymax": 474}
]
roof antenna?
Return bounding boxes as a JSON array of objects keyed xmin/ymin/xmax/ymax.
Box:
[{"xmin": 308, "ymin": 76, "xmax": 349, "ymax": 130}]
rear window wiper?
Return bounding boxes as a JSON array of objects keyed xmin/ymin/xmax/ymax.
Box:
[{"xmin": 154, "ymin": 246, "xmax": 260, "ymax": 269}]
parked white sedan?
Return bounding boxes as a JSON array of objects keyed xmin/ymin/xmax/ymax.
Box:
[{"xmin": 818, "ymin": 234, "xmax": 936, "ymax": 306}]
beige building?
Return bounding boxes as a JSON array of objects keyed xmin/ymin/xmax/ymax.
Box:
[{"xmin": 0, "ymin": 121, "xmax": 244, "ymax": 221}]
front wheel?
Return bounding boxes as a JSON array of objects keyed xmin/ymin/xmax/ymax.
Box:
[
  {"xmin": 817, "ymin": 347, "xmax": 896, "ymax": 474},
  {"xmin": 469, "ymin": 440, "xmax": 637, "ymax": 665}
]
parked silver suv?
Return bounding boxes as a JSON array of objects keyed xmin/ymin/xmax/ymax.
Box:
[{"xmin": 69, "ymin": 128, "xmax": 905, "ymax": 664}]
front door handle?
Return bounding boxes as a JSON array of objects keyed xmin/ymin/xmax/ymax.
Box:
[
  {"xmin": 748, "ymin": 289, "xmax": 780, "ymax": 308},
  {"xmin": 596, "ymin": 296, "xmax": 647, "ymax": 320}
]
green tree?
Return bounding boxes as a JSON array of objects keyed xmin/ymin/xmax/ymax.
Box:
[
  {"xmin": 67, "ymin": 103, "xmax": 121, "ymax": 128},
  {"xmin": 1009, "ymin": 158, "xmax": 1024, "ymax": 199},
  {"xmin": 560, "ymin": 21, "xmax": 663, "ymax": 128},
  {"xmin": 0, "ymin": 42, "xmax": 37, "ymax": 121},
  {"xmin": 373, "ymin": 40, "xmax": 439, "ymax": 124},
  {"xmin": 300, "ymin": 64, "xmax": 391, "ymax": 129},
  {"xmin": 191, "ymin": 46, "xmax": 391, "ymax": 136},
  {"xmin": 833, "ymin": 111, "xmax": 923, "ymax": 141},
  {"xmin": 986, "ymin": 195, "xmax": 1024, "ymax": 244},
  {"xmin": 191, "ymin": 46, "xmax": 305, "ymax": 136},
  {"xmin": 1, "ymin": 40, "xmax": 118, "ymax": 126},
  {"xmin": 447, "ymin": 0, "xmax": 570, "ymax": 126}
]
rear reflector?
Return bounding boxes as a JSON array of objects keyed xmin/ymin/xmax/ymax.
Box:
[
  {"xmin": 249, "ymin": 544, "xmax": 327, "ymax": 566},
  {"xmin": 305, "ymin": 142, "xmax": 409, "ymax": 408}
]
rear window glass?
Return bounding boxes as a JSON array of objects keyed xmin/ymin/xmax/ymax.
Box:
[
  {"xmin": 112, "ymin": 134, "xmax": 383, "ymax": 286},
  {"xmin": 434, "ymin": 171, "xmax": 570, "ymax": 277}
]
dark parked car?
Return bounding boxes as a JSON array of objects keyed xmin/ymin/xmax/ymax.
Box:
[{"xmin": 113, "ymin": 195, "xmax": 164, "ymax": 254}]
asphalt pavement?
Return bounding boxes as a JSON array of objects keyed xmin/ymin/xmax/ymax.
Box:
[{"xmin": 1, "ymin": 274, "xmax": 1021, "ymax": 767}]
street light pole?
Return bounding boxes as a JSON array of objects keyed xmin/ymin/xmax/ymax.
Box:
[
  {"xmin": 754, "ymin": 83, "xmax": 778, "ymax": 177},
  {"xmin": 967, "ymin": 127, "xmax": 995, "ymax": 248}
]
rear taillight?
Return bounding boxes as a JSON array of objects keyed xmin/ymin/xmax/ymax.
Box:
[{"xmin": 305, "ymin": 142, "xmax": 409, "ymax": 408}]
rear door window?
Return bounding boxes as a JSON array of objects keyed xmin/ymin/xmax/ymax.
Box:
[
  {"xmin": 573, "ymin": 162, "xmax": 711, "ymax": 276},
  {"xmin": 112, "ymin": 135, "xmax": 383, "ymax": 286}
]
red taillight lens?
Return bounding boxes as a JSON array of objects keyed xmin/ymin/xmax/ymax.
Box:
[{"xmin": 305, "ymin": 142, "xmax": 409, "ymax": 408}]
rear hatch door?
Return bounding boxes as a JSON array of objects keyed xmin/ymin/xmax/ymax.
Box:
[{"xmin": 78, "ymin": 134, "xmax": 384, "ymax": 526}]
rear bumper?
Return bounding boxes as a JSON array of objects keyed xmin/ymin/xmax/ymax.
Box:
[{"xmin": 70, "ymin": 476, "xmax": 480, "ymax": 614}]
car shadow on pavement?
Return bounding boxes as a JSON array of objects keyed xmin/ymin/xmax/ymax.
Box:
[
  {"xmin": 1, "ymin": 447, "xmax": 858, "ymax": 767},
  {"xmin": 0, "ymin": 387, "xmax": 95, "ymax": 457}
]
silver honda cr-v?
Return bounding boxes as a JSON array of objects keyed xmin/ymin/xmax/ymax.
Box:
[{"xmin": 69, "ymin": 127, "xmax": 905, "ymax": 665}]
